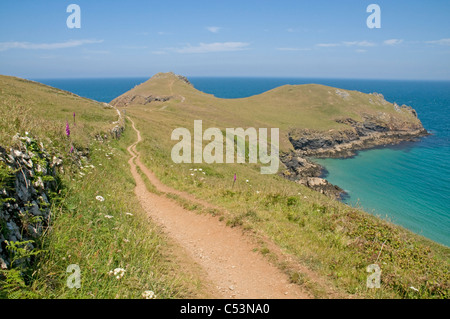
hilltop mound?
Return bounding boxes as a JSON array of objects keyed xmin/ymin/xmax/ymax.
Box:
[{"xmin": 111, "ymin": 72, "xmax": 196, "ymax": 108}]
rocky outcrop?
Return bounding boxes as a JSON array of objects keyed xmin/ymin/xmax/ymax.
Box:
[
  {"xmin": 288, "ymin": 113, "xmax": 428, "ymax": 159},
  {"xmin": 95, "ymin": 103, "xmax": 126, "ymax": 141},
  {"xmin": 281, "ymin": 106, "xmax": 428, "ymax": 198},
  {"xmin": 0, "ymin": 135, "xmax": 63, "ymax": 270},
  {"xmin": 109, "ymin": 104, "xmax": 126, "ymax": 139},
  {"xmin": 174, "ymin": 74, "xmax": 191, "ymax": 86},
  {"xmin": 280, "ymin": 153, "xmax": 344, "ymax": 199},
  {"xmin": 110, "ymin": 94, "xmax": 173, "ymax": 108}
]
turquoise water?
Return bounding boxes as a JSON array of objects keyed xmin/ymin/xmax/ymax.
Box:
[{"xmin": 33, "ymin": 77, "xmax": 450, "ymax": 247}]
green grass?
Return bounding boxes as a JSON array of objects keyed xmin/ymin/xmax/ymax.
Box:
[
  {"xmin": 0, "ymin": 76, "xmax": 206, "ymax": 299},
  {"xmin": 121, "ymin": 73, "xmax": 449, "ymax": 299},
  {"xmin": 0, "ymin": 76, "xmax": 116, "ymax": 151},
  {"xmin": 23, "ymin": 131, "xmax": 204, "ymax": 299}
]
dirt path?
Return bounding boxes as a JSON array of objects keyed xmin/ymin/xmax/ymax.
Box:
[
  {"xmin": 126, "ymin": 117, "xmax": 310, "ymax": 299},
  {"xmin": 168, "ymin": 79, "xmax": 186, "ymax": 104}
]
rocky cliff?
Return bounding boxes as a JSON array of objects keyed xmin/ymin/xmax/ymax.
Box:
[{"xmin": 281, "ymin": 96, "xmax": 428, "ymax": 198}]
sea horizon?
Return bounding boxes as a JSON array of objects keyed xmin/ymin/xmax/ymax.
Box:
[{"xmin": 30, "ymin": 75, "xmax": 450, "ymax": 82}]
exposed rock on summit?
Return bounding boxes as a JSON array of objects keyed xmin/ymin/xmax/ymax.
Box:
[
  {"xmin": 110, "ymin": 72, "xmax": 192, "ymax": 108},
  {"xmin": 110, "ymin": 94, "xmax": 173, "ymax": 108}
]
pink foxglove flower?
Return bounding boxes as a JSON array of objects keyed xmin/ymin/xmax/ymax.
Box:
[{"xmin": 66, "ymin": 121, "xmax": 70, "ymax": 137}]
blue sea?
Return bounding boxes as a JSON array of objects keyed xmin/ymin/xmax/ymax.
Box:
[{"xmin": 34, "ymin": 77, "xmax": 450, "ymax": 247}]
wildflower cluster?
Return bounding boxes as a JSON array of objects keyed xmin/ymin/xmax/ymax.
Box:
[
  {"xmin": 108, "ymin": 268, "xmax": 126, "ymax": 280},
  {"xmin": 142, "ymin": 290, "xmax": 157, "ymax": 299},
  {"xmin": 189, "ymin": 168, "xmax": 206, "ymax": 176}
]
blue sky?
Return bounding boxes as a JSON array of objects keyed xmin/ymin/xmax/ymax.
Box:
[{"xmin": 0, "ymin": 0, "xmax": 449, "ymax": 79}]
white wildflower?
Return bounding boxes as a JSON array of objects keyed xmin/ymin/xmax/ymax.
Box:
[
  {"xmin": 104, "ymin": 215, "xmax": 113, "ymax": 219},
  {"xmin": 199, "ymin": 168, "xmax": 202, "ymax": 171},
  {"xmin": 142, "ymin": 290, "xmax": 156, "ymax": 299},
  {"xmin": 246, "ymin": 179, "xmax": 249, "ymax": 183},
  {"xmin": 108, "ymin": 268, "xmax": 126, "ymax": 280},
  {"xmin": 125, "ymin": 212, "xmax": 133, "ymax": 216},
  {"xmin": 190, "ymin": 173, "xmax": 194, "ymax": 176},
  {"xmin": 96, "ymin": 195, "xmax": 105, "ymax": 202}
]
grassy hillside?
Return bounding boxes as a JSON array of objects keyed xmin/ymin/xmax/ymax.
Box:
[
  {"xmin": 0, "ymin": 75, "xmax": 207, "ymax": 298},
  {"xmin": 114, "ymin": 73, "xmax": 449, "ymax": 298}
]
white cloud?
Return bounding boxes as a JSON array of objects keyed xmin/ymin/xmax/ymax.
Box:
[
  {"xmin": 206, "ymin": 26, "xmax": 221, "ymax": 33},
  {"xmin": 0, "ymin": 39, "xmax": 103, "ymax": 52},
  {"xmin": 317, "ymin": 41, "xmax": 376, "ymax": 48},
  {"xmin": 343, "ymin": 41, "xmax": 376, "ymax": 47},
  {"xmin": 174, "ymin": 42, "xmax": 250, "ymax": 53},
  {"xmin": 356, "ymin": 49, "xmax": 367, "ymax": 53},
  {"xmin": 384, "ymin": 39, "xmax": 403, "ymax": 46},
  {"xmin": 426, "ymin": 38, "xmax": 450, "ymax": 45}
]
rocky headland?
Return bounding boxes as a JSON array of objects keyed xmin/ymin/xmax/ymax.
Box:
[{"xmin": 280, "ymin": 96, "xmax": 428, "ymax": 198}]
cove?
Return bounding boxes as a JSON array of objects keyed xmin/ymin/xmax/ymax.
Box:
[{"xmin": 314, "ymin": 142, "xmax": 450, "ymax": 247}]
